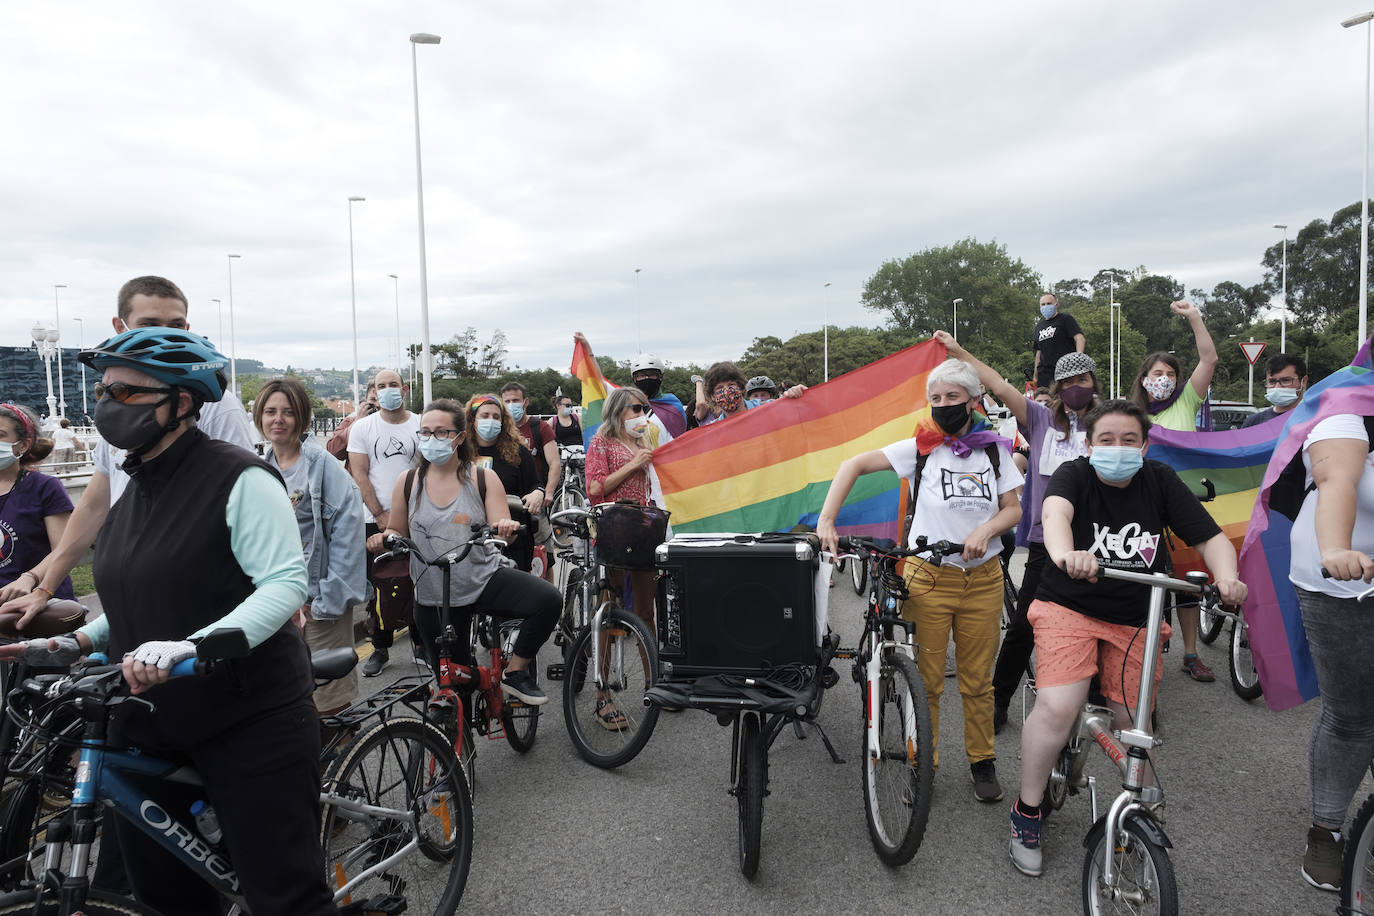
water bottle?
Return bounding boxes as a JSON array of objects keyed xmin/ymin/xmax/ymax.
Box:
[{"xmin": 190, "ymin": 800, "xmax": 222, "ymax": 847}]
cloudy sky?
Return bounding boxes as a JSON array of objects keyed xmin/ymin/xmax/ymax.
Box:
[{"xmin": 1, "ymin": 1, "xmax": 1365, "ymax": 380}]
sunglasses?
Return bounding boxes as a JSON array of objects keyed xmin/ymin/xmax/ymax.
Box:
[
  {"xmin": 626, "ymin": 403, "xmax": 649, "ymax": 415},
  {"xmin": 94, "ymin": 382, "xmax": 173, "ymax": 404}
]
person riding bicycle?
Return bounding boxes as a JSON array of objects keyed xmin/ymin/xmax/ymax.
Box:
[
  {"xmin": 818, "ymin": 358, "xmax": 1023, "ymax": 804},
  {"xmin": 1008, "ymin": 398, "xmax": 1246, "ymax": 879},
  {"xmin": 368, "ymin": 398, "xmax": 560, "ymax": 707},
  {"xmin": 0, "ymin": 327, "xmax": 336, "ymax": 915}
]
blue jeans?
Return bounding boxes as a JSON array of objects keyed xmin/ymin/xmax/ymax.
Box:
[{"xmin": 1297, "ymin": 587, "xmax": 1374, "ymax": 828}]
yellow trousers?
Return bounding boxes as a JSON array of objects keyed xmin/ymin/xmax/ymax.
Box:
[{"xmin": 901, "ymin": 557, "xmax": 1003, "ymax": 768}]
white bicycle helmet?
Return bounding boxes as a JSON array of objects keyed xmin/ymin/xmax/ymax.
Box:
[
  {"xmin": 631, "ymin": 353, "xmax": 665, "ymax": 375},
  {"xmin": 745, "ymin": 375, "xmax": 777, "ymax": 397}
]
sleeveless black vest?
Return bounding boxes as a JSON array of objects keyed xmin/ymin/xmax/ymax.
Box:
[{"xmin": 93, "ymin": 429, "xmax": 312, "ymax": 747}]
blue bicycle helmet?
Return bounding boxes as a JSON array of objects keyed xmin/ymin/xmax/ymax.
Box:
[{"xmin": 80, "ymin": 327, "xmax": 229, "ymax": 403}]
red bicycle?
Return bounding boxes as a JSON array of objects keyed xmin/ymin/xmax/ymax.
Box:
[{"xmin": 376, "ymin": 528, "xmax": 539, "ymax": 791}]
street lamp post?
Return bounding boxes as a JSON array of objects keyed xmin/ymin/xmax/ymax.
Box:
[
  {"xmin": 73, "ymin": 316, "xmax": 87, "ymax": 419},
  {"xmin": 210, "ymin": 299, "xmax": 223, "ymax": 346},
  {"xmin": 1107, "ymin": 271, "xmax": 1116, "ymax": 398},
  {"xmin": 823, "ymin": 281, "xmax": 832, "ymax": 382},
  {"xmin": 53, "ymin": 285, "xmax": 67, "ymax": 419},
  {"xmin": 227, "ymin": 254, "xmax": 242, "ymax": 397},
  {"xmin": 634, "ymin": 268, "xmax": 643, "ymax": 354},
  {"xmin": 31, "ymin": 323, "xmax": 58, "ymax": 422},
  {"xmin": 388, "ymin": 274, "xmax": 401, "ymax": 371},
  {"xmin": 410, "ymin": 32, "xmax": 441, "ymax": 407},
  {"xmin": 1344, "ymin": 11, "xmax": 1374, "ymax": 348},
  {"xmin": 347, "ymin": 196, "xmax": 366, "ymax": 410},
  {"xmin": 1274, "ymin": 224, "xmax": 1289, "ymax": 352},
  {"xmin": 952, "ymin": 298, "xmax": 963, "ymax": 343}
]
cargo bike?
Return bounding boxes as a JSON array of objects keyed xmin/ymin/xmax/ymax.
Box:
[{"xmin": 646, "ymin": 531, "xmax": 964, "ymax": 878}]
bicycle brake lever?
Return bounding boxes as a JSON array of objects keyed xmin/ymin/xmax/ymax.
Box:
[{"xmin": 109, "ymin": 694, "xmax": 156, "ymax": 713}]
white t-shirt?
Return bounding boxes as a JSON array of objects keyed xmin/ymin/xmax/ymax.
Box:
[
  {"xmin": 880, "ymin": 438, "xmax": 1023, "ymax": 569},
  {"xmin": 95, "ymin": 396, "xmax": 258, "ymax": 504},
  {"xmin": 346, "ymin": 411, "xmax": 420, "ymax": 521},
  {"xmin": 51, "ymin": 428, "xmax": 78, "ymax": 450},
  {"xmin": 1289, "ymin": 414, "xmax": 1374, "ymax": 599}
]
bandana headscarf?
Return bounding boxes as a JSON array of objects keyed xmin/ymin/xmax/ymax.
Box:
[
  {"xmin": 0, "ymin": 404, "xmax": 35, "ymax": 443},
  {"xmin": 914, "ymin": 406, "xmax": 1013, "ymax": 458}
]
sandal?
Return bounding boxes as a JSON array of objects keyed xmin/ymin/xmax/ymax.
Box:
[{"xmin": 595, "ymin": 697, "xmax": 628, "ymax": 731}]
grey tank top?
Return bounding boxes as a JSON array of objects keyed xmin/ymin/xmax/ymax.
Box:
[{"xmin": 407, "ymin": 466, "xmax": 512, "ymax": 607}]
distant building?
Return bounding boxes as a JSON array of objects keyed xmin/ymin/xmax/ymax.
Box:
[{"xmin": 0, "ymin": 345, "xmax": 92, "ymax": 421}]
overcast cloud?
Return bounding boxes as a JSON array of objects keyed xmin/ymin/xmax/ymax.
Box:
[{"xmin": 0, "ymin": 1, "xmax": 1364, "ymax": 378}]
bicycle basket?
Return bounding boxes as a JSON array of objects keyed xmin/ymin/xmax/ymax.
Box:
[{"xmin": 591, "ymin": 502, "xmax": 670, "ymax": 570}]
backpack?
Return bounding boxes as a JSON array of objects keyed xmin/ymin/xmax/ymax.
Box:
[
  {"xmin": 898, "ymin": 443, "xmax": 1003, "ymax": 547},
  {"xmin": 402, "ymin": 463, "xmax": 486, "ymax": 513},
  {"xmin": 1269, "ymin": 415, "xmax": 1374, "ymax": 522}
]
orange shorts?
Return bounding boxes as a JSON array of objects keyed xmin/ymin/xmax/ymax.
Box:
[{"xmin": 1027, "ymin": 599, "xmax": 1173, "ymax": 709}]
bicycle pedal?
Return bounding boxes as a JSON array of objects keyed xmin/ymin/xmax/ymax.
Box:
[
  {"xmin": 821, "ymin": 666, "xmax": 840, "ymax": 689},
  {"xmin": 546, "ymin": 663, "xmax": 566, "ymax": 681},
  {"xmin": 340, "ymin": 892, "xmax": 406, "ymax": 915}
]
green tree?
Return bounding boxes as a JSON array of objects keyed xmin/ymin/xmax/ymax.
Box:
[{"xmin": 1261, "ymin": 201, "xmax": 1372, "ymax": 331}]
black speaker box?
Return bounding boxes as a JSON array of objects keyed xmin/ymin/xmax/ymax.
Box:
[{"xmin": 655, "ymin": 537, "xmax": 819, "ymax": 677}]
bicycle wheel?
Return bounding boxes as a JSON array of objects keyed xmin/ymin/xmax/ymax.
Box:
[
  {"xmin": 1082, "ymin": 817, "xmax": 1178, "ymax": 916},
  {"xmin": 850, "ymin": 554, "xmax": 868, "ymax": 595},
  {"xmin": 561, "ymin": 606, "xmax": 660, "ymax": 768},
  {"xmin": 1342, "ymin": 792, "xmax": 1374, "ymax": 916},
  {"xmin": 860, "ymin": 648, "xmax": 934, "ymax": 866},
  {"xmin": 321, "ymin": 716, "xmax": 472, "ymax": 914},
  {"xmin": 736, "ymin": 712, "xmax": 766, "ymax": 879},
  {"xmin": 0, "ymin": 781, "xmax": 41, "ymax": 891},
  {"xmin": 0, "ymin": 888, "xmax": 158, "ymax": 915},
  {"xmin": 1227, "ymin": 620, "xmax": 1262, "ymax": 701},
  {"xmin": 558, "ymin": 570, "xmax": 590, "ymax": 654},
  {"xmin": 1002, "ymin": 575, "xmax": 1019, "ymax": 630},
  {"xmin": 501, "ymin": 679, "xmax": 540, "ymax": 754},
  {"xmin": 550, "ymin": 486, "xmax": 587, "ymax": 550},
  {"xmin": 1197, "ymin": 600, "xmax": 1223, "ymax": 646}
]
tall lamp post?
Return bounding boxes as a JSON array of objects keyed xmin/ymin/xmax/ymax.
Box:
[
  {"xmin": 53, "ymin": 285, "xmax": 68, "ymax": 419},
  {"xmin": 31, "ymin": 323, "xmax": 59, "ymax": 422},
  {"xmin": 226, "ymin": 254, "xmax": 242, "ymax": 397},
  {"xmin": 347, "ymin": 196, "xmax": 366, "ymax": 409},
  {"xmin": 1344, "ymin": 11, "xmax": 1374, "ymax": 348},
  {"xmin": 211, "ymin": 299, "xmax": 223, "ymax": 345},
  {"xmin": 1274, "ymin": 224, "xmax": 1289, "ymax": 352},
  {"xmin": 388, "ymin": 274, "xmax": 401, "ymax": 371},
  {"xmin": 823, "ymin": 281, "xmax": 832, "ymax": 382},
  {"xmin": 73, "ymin": 317, "xmax": 87, "ymax": 419},
  {"xmin": 410, "ymin": 32, "xmax": 441, "ymax": 407},
  {"xmin": 952, "ymin": 298, "xmax": 963, "ymax": 343},
  {"xmin": 1107, "ymin": 271, "xmax": 1116, "ymax": 398},
  {"xmin": 634, "ymin": 268, "xmax": 643, "ymax": 353}
]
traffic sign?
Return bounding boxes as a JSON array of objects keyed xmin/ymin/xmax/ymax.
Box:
[{"xmin": 1240, "ymin": 341, "xmax": 1267, "ymax": 366}]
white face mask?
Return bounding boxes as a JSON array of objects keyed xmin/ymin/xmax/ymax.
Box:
[
  {"xmin": 1141, "ymin": 375, "xmax": 1176, "ymax": 401},
  {"xmin": 1265, "ymin": 387, "xmax": 1300, "ymax": 408},
  {"xmin": 625, "ymin": 415, "xmax": 649, "ymax": 437},
  {"xmin": 0, "ymin": 442, "xmax": 18, "ymax": 470}
]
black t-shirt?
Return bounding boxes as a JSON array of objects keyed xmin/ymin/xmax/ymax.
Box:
[
  {"xmin": 554, "ymin": 416, "xmax": 583, "ymax": 447},
  {"xmin": 475, "ymin": 442, "xmax": 539, "ymax": 570},
  {"xmin": 1033, "ymin": 312, "xmax": 1084, "ymax": 383},
  {"xmin": 1035, "ymin": 457, "xmax": 1221, "ymax": 626}
]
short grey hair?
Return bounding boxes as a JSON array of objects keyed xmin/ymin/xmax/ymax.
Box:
[{"xmin": 926, "ymin": 359, "xmax": 982, "ymax": 401}]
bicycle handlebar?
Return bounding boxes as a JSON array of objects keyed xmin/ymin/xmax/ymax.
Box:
[
  {"xmin": 378, "ymin": 526, "xmax": 517, "ymax": 570},
  {"xmin": 1096, "ymin": 566, "xmax": 1219, "ymax": 601},
  {"xmin": 835, "ymin": 535, "xmax": 967, "ymax": 563}
]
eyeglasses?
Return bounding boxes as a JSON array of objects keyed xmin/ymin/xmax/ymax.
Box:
[
  {"xmin": 417, "ymin": 429, "xmax": 460, "ymax": 441},
  {"xmin": 1267, "ymin": 375, "xmax": 1302, "ymax": 388},
  {"xmin": 93, "ymin": 382, "xmax": 172, "ymax": 403},
  {"xmin": 625, "ymin": 403, "xmax": 648, "ymax": 415}
]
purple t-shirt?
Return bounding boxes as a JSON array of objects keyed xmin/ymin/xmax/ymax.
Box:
[
  {"xmin": 1016, "ymin": 398, "xmax": 1089, "ymax": 545},
  {"xmin": 0, "ymin": 471, "xmax": 76, "ymax": 599}
]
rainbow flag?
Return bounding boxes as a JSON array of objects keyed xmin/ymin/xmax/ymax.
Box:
[
  {"xmin": 1238, "ymin": 339, "xmax": 1374, "ymax": 711},
  {"xmin": 654, "ymin": 340, "xmax": 947, "ymax": 536},
  {"xmin": 569, "ymin": 336, "xmax": 618, "ymax": 448}
]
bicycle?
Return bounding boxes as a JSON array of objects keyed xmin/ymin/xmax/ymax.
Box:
[
  {"xmin": 375, "ymin": 529, "xmax": 541, "ymax": 790},
  {"xmin": 1342, "ymin": 773, "xmax": 1374, "ymax": 915},
  {"xmin": 1039, "ymin": 567, "xmax": 1221, "ymax": 916},
  {"xmin": 0, "ymin": 629, "xmax": 472, "ymax": 915},
  {"xmin": 545, "ymin": 505, "xmax": 661, "ymax": 769},
  {"xmin": 549, "ymin": 445, "xmax": 587, "ymax": 551}
]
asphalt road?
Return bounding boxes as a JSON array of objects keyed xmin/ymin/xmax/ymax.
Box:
[{"xmin": 351, "ymin": 552, "xmax": 1365, "ymax": 916}]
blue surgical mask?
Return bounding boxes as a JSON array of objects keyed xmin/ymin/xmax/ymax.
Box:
[
  {"xmin": 475, "ymin": 418, "xmax": 502, "ymax": 442},
  {"xmin": 505, "ymin": 402, "xmax": 525, "ymax": 423},
  {"xmin": 1265, "ymin": 387, "xmax": 1300, "ymax": 408},
  {"xmin": 1089, "ymin": 446, "xmax": 1144, "ymax": 483},
  {"xmin": 0, "ymin": 443, "xmax": 18, "ymax": 471},
  {"xmin": 378, "ymin": 387, "xmax": 404, "ymax": 411},
  {"xmin": 419, "ymin": 437, "xmax": 454, "ymax": 465},
  {"xmin": 1040, "ymin": 304, "xmax": 1056, "ymax": 320}
]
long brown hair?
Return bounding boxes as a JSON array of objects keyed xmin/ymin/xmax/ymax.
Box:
[
  {"xmin": 1047, "ymin": 372, "xmax": 1100, "ymax": 437},
  {"xmin": 1130, "ymin": 351, "xmax": 1182, "ymax": 412},
  {"xmin": 466, "ymin": 394, "xmax": 521, "ymax": 466}
]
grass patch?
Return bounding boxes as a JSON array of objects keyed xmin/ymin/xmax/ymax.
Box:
[{"xmin": 69, "ymin": 563, "xmax": 95, "ymax": 597}]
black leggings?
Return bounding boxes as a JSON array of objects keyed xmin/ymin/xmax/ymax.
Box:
[
  {"xmin": 411, "ymin": 567, "xmax": 561, "ymax": 670},
  {"xmin": 993, "ymin": 540, "xmax": 1048, "ymax": 709}
]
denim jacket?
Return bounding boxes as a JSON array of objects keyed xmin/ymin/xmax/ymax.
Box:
[{"xmin": 265, "ymin": 437, "xmax": 367, "ymax": 620}]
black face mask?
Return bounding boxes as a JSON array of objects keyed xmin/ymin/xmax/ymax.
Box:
[
  {"xmin": 94, "ymin": 394, "xmax": 176, "ymax": 455},
  {"xmin": 634, "ymin": 376, "xmax": 662, "ymax": 399},
  {"xmin": 931, "ymin": 402, "xmax": 970, "ymax": 436}
]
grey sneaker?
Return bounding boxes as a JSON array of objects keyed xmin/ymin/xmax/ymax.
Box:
[
  {"xmin": 1302, "ymin": 825, "xmax": 1343, "ymax": 892},
  {"xmin": 361, "ymin": 648, "xmax": 389, "ymax": 678},
  {"xmin": 1009, "ymin": 802, "xmax": 1043, "ymax": 877},
  {"xmin": 972, "ymin": 759, "xmax": 1004, "ymax": 803}
]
